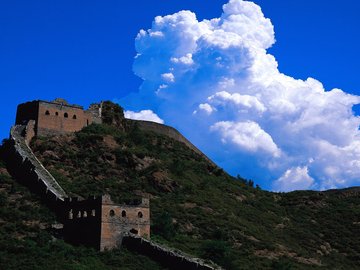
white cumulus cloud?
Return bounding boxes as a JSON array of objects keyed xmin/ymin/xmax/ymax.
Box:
[
  {"xmin": 124, "ymin": 110, "xmax": 164, "ymax": 124},
  {"xmin": 208, "ymin": 91, "xmax": 266, "ymax": 113},
  {"xmin": 121, "ymin": 0, "xmax": 360, "ymax": 191},
  {"xmin": 211, "ymin": 121, "xmax": 281, "ymax": 157},
  {"xmin": 161, "ymin": 72, "xmax": 175, "ymax": 83},
  {"xmin": 273, "ymin": 166, "xmax": 315, "ymax": 192}
]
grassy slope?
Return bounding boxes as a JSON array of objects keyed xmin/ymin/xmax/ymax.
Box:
[{"xmin": 25, "ymin": 121, "xmax": 360, "ymax": 270}]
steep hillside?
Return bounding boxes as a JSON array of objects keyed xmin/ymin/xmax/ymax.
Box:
[
  {"xmin": 0, "ymin": 157, "xmax": 167, "ymax": 270},
  {"xmin": 24, "ymin": 104, "xmax": 360, "ymax": 270}
]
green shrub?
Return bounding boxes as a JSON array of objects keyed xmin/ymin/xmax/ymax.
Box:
[{"xmin": 152, "ymin": 212, "xmax": 177, "ymax": 240}]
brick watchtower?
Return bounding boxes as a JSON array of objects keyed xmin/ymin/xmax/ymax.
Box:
[{"xmin": 15, "ymin": 98, "xmax": 102, "ymax": 136}]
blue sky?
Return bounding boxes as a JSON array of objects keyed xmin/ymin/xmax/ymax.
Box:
[{"xmin": 1, "ymin": 0, "xmax": 360, "ymax": 190}]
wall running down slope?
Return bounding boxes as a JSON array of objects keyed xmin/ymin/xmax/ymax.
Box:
[
  {"xmin": 4, "ymin": 121, "xmax": 67, "ymax": 203},
  {"xmin": 2, "ymin": 112, "xmax": 222, "ymax": 269},
  {"xmin": 135, "ymin": 120, "xmax": 217, "ymax": 167},
  {"xmin": 123, "ymin": 234, "xmax": 222, "ymax": 270}
]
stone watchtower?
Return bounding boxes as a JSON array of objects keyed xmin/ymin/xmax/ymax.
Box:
[
  {"xmin": 15, "ymin": 98, "xmax": 102, "ymax": 137},
  {"xmin": 62, "ymin": 195, "xmax": 150, "ymax": 251}
]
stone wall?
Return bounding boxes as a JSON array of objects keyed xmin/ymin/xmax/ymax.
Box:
[
  {"xmin": 87, "ymin": 102, "xmax": 103, "ymax": 124},
  {"xmin": 24, "ymin": 120, "xmax": 36, "ymax": 145},
  {"xmin": 2, "ymin": 123, "xmax": 67, "ymax": 211},
  {"xmin": 123, "ymin": 235, "xmax": 223, "ymax": 270},
  {"xmin": 134, "ymin": 120, "xmax": 217, "ymax": 167}
]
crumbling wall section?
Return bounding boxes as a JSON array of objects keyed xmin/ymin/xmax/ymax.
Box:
[{"xmin": 86, "ymin": 102, "xmax": 103, "ymax": 124}]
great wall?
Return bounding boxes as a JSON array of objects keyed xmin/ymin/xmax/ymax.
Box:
[{"xmin": 2, "ymin": 98, "xmax": 221, "ymax": 270}]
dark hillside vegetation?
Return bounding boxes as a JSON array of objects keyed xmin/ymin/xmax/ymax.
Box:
[
  {"xmin": 27, "ymin": 102, "xmax": 360, "ymax": 270},
  {"xmin": 0, "ymin": 158, "xmax": 166, "ymax": 270},
  {"xmin": 1, "ymin": 102, "xmax": 359, "ymax": 269}
]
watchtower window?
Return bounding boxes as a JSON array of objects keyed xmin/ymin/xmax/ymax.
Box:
[
  {"xmin": 138, "ymin": 211, "xmax": 143, "ymax": 218},
  {"xmin": 64, "ymin": 112, "xmax": 68, "ymax": 118},
  {"xmin": 68, "ymin": 209, "xmax": 73, "ymax": 220},
  {"xmin": 109, "ymin": 209, "xmax": 115, "ymax": 217},
  {"xmin": 130, "ymin": 228, "xmax": 138, "ymax": 235},
  {"xmin": 121, "ymin": 210, "xmax": 126, "ymax": 217},
  {"xmin": 45, "ymin": 110, "xmax": 50, "ymax": 115},
  {"xmin": 55, "ymin": 112, "xmax": 59, "ymax": 116},
  {"xmin": 73, "ymin": 114, "xmax": 77, "ymax": 119}
]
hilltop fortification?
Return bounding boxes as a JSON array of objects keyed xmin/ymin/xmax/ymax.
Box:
[
  {"xmin": 4, "ymin": 98, "xmax": 152, "ymax": 250},
  {"xmin": 15, "ymin": 98, "xmax": 216, "ymax": 165},
  {"xmin": 15, "ymin": 98, "xmax": 102, "ymax": 137},
  {"xmin": 2, "ymin": 98, "xmax": 220, "ymax": 269}
]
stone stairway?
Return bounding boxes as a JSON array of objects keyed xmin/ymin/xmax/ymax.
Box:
[{"xmin": 9, "ymin": 124, "xmax": 67, "ymax": 200}]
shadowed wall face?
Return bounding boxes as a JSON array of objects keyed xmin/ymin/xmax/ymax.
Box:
[
  {"xmin": 62, "ymin": 197, "xmax": 103, "ymax": 249},
  {"xmin": 15, "ymin": 101, "xmax": 39, "ymax": 126}
]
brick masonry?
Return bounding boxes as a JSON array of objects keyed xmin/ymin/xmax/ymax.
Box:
[{"xmin": 16, "ymin": 98, "xmax": 102, "ymax": 136}]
